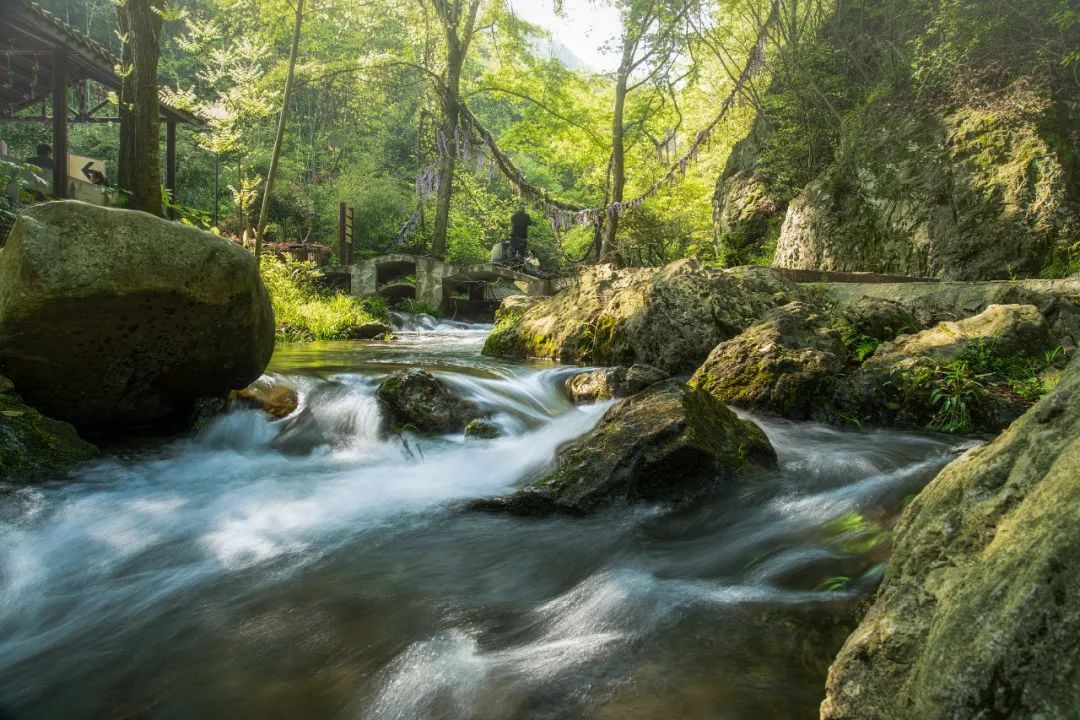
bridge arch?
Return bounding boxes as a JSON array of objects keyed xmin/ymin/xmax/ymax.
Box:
[{"xmin": 351, "ymin": 253, "xmax": 553, "ymax": 316}]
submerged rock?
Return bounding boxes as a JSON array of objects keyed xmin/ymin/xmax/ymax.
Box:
[
  {"xmin": 189, "ymin": 396, "xmax": 228, "ymax": 433},
  {"xmin": 822, "ymin": 356, "xmax": 1080, "ymax": 719},
  {"xmin": 469, "ymin": 379, "xmax": 776, "ymax": 516},
  {"xmin": 565, "ymin": 364, "xmax": 668, "ymax": 404},
  {"xmin": 834, "ymin": 304, "xmax": 1052, "ymax": 431},
  {"xmin": 0, "ymin": 385, "xmax": 96, "ymax": 481},
  {"xmin": 464, "ymin": 418, "xmax": 502, "ymax": 440},
  {"xmin": 342, "ymin": 322, "xmax": 391, "ymax": 340},
  {"xmin": 0, "ymin": 201, "xmax": 275, "ymax": 433},
  {"xmin": 483, "ymin": 260, "xmax": 800, "ymax": 373},
  {"xmin": 690, "ymin": 302, "xmax": 844, "ymax": 420},
  {"xmin": 376, "ymin": 369, "xmax": 477, "ymax": 434},
  {"xmin": 231, "ymin": 383, "xmax": 299, "ymax": 419}
]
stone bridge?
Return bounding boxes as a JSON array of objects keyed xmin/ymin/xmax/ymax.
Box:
[{"xmin": 351, "ymin": 253, "xmax": 554, "ymax": 314}]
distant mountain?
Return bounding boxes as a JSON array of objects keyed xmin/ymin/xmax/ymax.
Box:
[{"xmin": 531, "ymin": 36, "xmax": 592, "ymax": 73}]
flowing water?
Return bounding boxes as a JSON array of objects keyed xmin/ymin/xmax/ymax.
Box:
[{"xmin": 0, "ymin": 318, "xmax": 970, "ymax": 719}]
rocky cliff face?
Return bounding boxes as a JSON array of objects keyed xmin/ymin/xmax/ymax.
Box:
[
  {"xmin": 821, "ymin": 355, "xmax": 1080, "ymax": 719},
  {"xmin": 773, "ymin": 94, "xmax": 1077, "ymax": 279},
  {"xmin": 713, "ymin": 0, "xmax": 1079, "ymax": 280}
]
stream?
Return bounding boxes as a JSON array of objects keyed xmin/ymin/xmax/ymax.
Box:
[{"xmin": 0, "ymin": 318, "xmax": 968, "ymax": 719}]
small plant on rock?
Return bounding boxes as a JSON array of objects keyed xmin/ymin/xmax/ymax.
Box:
[{"xmin": 928, "ymin": 360, "xmax": 989, "ymax": 433}]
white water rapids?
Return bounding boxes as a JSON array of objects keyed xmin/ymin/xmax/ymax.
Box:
[{"xmin": 0, "ymin": 319, "xmax": 969, "ymax": 719}]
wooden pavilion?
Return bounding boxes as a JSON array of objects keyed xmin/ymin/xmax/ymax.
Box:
[{"xmin": 0, "ymin": 0, "xmax": 203, "ymax": 201}]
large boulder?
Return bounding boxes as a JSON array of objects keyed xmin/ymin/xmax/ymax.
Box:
[
  {"xmin": 565, "ymin": 364, "xmax": 668, "ymax": 404},
  {"xmin": 0, "ymin": 201, "xmax": 275, "ymax": 432},
  {"xmin": 375, "ymin": 368, "xmax": 477, "ymax": 434},
  {"xmin": 821, "ymin": 356, "xmax": 1080, "ymax": 719},
  {"xmin": 484, "ymin": 260, "xmax": 801, "ymax": 373},
  {"xmin": 1, "ymin": 379, "xmax": 96, "ymax": 481},
  {"xmin": 833, "ymin": 304, "xmax": 1054, "ymax": 432},
  {"xmin": 469, "ymin": 379, "xmax": 777, "ymax": 516},
  {"xmin": 690, "ymin": 302, "xmax": 845, "ymax": 420}
]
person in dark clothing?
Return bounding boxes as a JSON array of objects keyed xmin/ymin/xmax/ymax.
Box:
[
  {"xmin": 25, "ymin": 144, "xmax": 54, "ymax": 172},
  {"xmin": 509, "ymin": 204, "xmax": 533, "ymax": 261}
]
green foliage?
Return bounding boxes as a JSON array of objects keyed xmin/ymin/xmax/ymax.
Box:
[
  {"xmin": 398, "ymin": 298, "xmax": 442, "ymax": 317},
  {"xmin": 884, "ymin": 339, "xmax": 1069, "ymax": 434},
  {"xmin": 260, "ymin": 254, "xmax": 389, "ymax": 342},
  {"xmin": 822, "ymin": 512, "xmax": 890, "ymax": 555},
  {"xmin": 827, "ymin": 309, "xmax": 884, "ymax": 364},
  {"xmin": 927, "ymin": 360, "xmax": 988, "ymax": 433}
]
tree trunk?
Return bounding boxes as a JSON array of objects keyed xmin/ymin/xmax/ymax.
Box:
[
  {"xmin": 254, "ymin": 0, "xmax": 305, "ymax": 268},
  {"xmin": 116, "ymin": 0, "xmax": 164, "ymax": 216},
  {"xmin": 601, "ymin": 69, "xmax": 629, "ymax": 264},
  {"xmin": 431, "ymin": 46, "xmax": 462, "ymax": 259},
  {"xmin": 428, "ymin": 0, "xmax": 480, "ymax": 260}
]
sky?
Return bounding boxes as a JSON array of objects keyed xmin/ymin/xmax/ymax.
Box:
[{"xmin": 506, "ymin": 0, "xmax": 623, "ymax": 73}]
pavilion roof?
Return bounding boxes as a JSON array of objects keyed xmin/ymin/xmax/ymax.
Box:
[{"xmin": 0, "ymin": 0, "xmax": 203, "ymax": 127}]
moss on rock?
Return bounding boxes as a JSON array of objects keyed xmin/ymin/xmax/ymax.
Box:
[
  {"xmin": 468, "ymin": 379, "xmax": 776, "ymax": 516},
  {"xmin": 0, "ymin": 389, "xmax": 96, "ymax": 481},
  {"xmin": 832, "ymin": 304, "xmax": 1057, "ymax": 432},
  {"xmin": 482, "ymin": 261, "xmax": 802, "ymax": 373},
  {"xmin": 822, "ymin": 355, "xmax": 1080, "ymax": 719},
  {"xmin": 690, "ymin": 302, "xmax": 844, "ymax": 420},
  {"xmin": 375, "ymin": 369, "xmax": 478, "ymax": 435}
]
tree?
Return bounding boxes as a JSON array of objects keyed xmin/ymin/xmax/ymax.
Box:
[
  {"xmin": 116, "ymin": 0, "xmax": 166, "ymax": 215},
  {"xmin": 255, "ymin": 0, "xmax": 306, "ymax": 267},
  {"xmin": 424, "ymin": 0, "xmax": 483, "ymax": 259},
  {"xmin": 602, "ymin": 0, "xmax": 697, "ymax": 263}
]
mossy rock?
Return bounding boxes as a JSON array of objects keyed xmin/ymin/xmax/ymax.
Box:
[
  {"xmin": 0, "ymin": 201, "xmax": 275, "ymax": 433},
  {"xmin": 375, "ymin": 369, "xmax": 477, "ymax": 435},
  {"xmin": 464, "ymin": 419, "xmax": 502, "ymax": 440},
  {"xmin": 690, "ymin": 302, "xmax": 844, "ymax": 420},
  {"xmin": 565, "ymin": 364, "xmax": 668, "ymax": 404},
  {"xmin": 469, "ymin": 379, "xmax": 777, "ymax": 516},
  {"xmin": 832, "ymin": 304, "xmax": 1054, "ymax": 432},
  {"xmin": 482, "ymin": 261, "xmax": 802, "ymax": 373},
  {"xmin": 0, "ymin": 390, "xmax": 96, "ymax": 481},
  {"xmin": 823, "ymin": 355, "xmax": 1080, "ymax": 719},
  {"xmin": 772, "ymin": 91, "xmax": 1078, "ymax": 280}
]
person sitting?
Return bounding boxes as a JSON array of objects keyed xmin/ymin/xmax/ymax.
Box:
[
  {"xmin": 509, "ymin": 204, "xmax": 533, "ymax": 262},
  {"xmin": 24, "ymin": 144, "xmax": 54, "ymax": 172}
]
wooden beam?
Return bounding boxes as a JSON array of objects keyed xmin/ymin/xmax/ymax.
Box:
[
  {"xmin": 166, "ymin": 120, "xmax": 177, "ymax": 217},
  {"xmin": 338, "ymin": 201, "xmax": 347, "ymax": 263},
  {"xmin": 51, "ymin": 49, "xmax": 68, "ymax": 199},
  {"xmin": 0, "ymin": 116, "xmax": 121, "ymax": 124}
]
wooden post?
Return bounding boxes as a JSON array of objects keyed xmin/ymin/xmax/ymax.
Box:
[
  {"xmin": 51, "ymin": 49, "xmax": 68, "ymax": 199},
  {"xmin": 212, "ymin": 152, "xmax": 220, "ymax": 226},
  {"xmin": 165, "ymin": 120, "xmax": 177, "ymax": 217},
  {"xmin": 346, "ymin": 206, "xmax": 354, "ymax": 264},
  {"xmin": 338, "ymin": 202, "xmax": 347, "ymax": 263}
]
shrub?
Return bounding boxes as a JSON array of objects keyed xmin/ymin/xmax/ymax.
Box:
[
  {"xmin": 398, "ymin": 298, "xmax": 442, "ymax": 317},
  {"xmin": 260, "ymin": 254, "xmax": 389, "ymax": 342}
]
